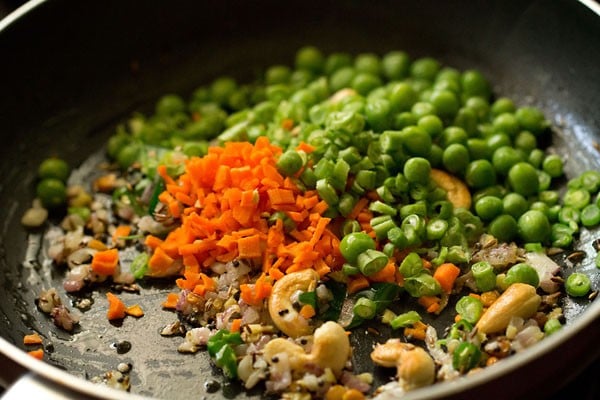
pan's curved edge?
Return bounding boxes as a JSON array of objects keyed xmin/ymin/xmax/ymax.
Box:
[
  {"xmin": 0, "ymin": 0, "xmax": 45, "ymax": 31},
  {"xmin": 0, "ymin": 336, "xmax": 148, "ymax": 399},
  {"xmin": 580, "ymin": 0, "xmax": 600, "ymax": 16}
]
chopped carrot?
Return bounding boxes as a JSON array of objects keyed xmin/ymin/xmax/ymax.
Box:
[
  {"xmin": 125, "ymin": 304, "xmax": 144, "ymax": 318},
  {"xmin": 230, "ymin": 318, "xmax": 242, "ymax": 333},
  {"xmin": 106, "ymin": 292, "xmax": 127, "ymax": 321},
  {"xmin": 91, "ymin": 248, "xmax": 119, "ymax": 276},
  {"xmin": 23, "ymin": 333, "xmax": 43, "ymax": 345},
  {"xmin": 433, "ymin": 263, "xmax": 461, "ymax": 294},
  {"xmin": 28, "ymin": 349, "xmax": 44, "ymax": 360},
  {"xmin": 237, "ymin": 234, "xmax": 262, "ymax": 258},
  {"xmin": 112, "ymin": 225, "xmax": 132, "ymax": 245},
  {"xmin": 404, "ymin": 321, "xmax": 428, "ymax": 341},
  {"xmin": 162, "ymin": 293, "xmax": 179, "ymax": 309},
  {"xmin": 348, "ymin": 275, "xmax": 370, "ymax": 294},
  {"xmin": 480, "ymin": 290, "xmax": 499, "ymax": 307},
  {"xmin": 368, "ymin": 259, "xmax": 397, "ymax": 283},
  {"xmin": 418, "ymin": 295, "xmax": 441, "ymax": 314},
  {"xmin": 299, "ymin": 304, "xmax": 316, "ymax": 319},
  {"xmin": 88, "ymin": 239, "xmax": 108, "ymax": 251}
]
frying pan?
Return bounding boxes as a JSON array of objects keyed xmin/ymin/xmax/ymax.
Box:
[{"xmin": 0, "ymin": 0, "xmax": 599, "ymax": 399}]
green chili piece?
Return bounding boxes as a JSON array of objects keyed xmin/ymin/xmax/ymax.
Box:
[
  {"xmin": 455, "ymin": 296, "xmax": 483, "ymax": 324},
  {"xmin": 565, "ymin": 273, "xmax": 591, "ymax": 297},
  {"xmin": 390, "ymin": 311, "xmax": 421, "ymax": 330},
  {"xmin": 357, "ymin": 249, "xmax": 389, "ymax": 276},
  {"xmin": 471, "ymin": 261, "xmax": 496, "ymax": 292},
  {"xmin": 353, "ymin": 297, "xmax": 377, "ymax": 319},
  {"xmin": 404, "ymin": 272, "xmax": 442, "ymax": 297},
  {"xmin": 452, "ymin": 342, "xmax": 482, "ymax": 373}
]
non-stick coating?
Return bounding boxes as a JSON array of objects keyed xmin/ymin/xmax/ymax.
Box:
[{"xmin": 0, "ymin": 0, "xmax": 599, "ymax": 399}]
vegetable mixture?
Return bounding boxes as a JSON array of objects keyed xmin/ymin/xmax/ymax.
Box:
[{"xmin": 21, "ymin": 46, "xmax": 600, "ymax": 398}]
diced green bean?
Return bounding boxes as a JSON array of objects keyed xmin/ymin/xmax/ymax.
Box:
[
  {"xmin": 455, "ymin": 296, "xmax": 483, "ymax": 324},
  {"xmin": 471, "ymin": 261, "xmax": 496, "ymax": 292},
  {"xmin": 390, "ymin": 311, "xmax": 421, "ymax": 330},
  {"xmin": 357, "ymin": 249, "xmax": 389, "ymax": 276},
  {"xmin": 565, "ymin": 272, "xmax": 591, "ymax": 297}
]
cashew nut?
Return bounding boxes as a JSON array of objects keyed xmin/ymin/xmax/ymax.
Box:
[
  {"xmin": 475, "ymin": 283, "xmax": 541, "ymax": 334},
  {"xmin": 268, "ymin": 269, "xmax": 320, "ymax": 337},
  {"xmin": 371, "ymin": 339, "xmax": 435, "ymax": 390},
  {"xmin": 430, "ymin": 168, "xmax": 471, "ymax": 209},
  {"xmin": 262, "ymin": 321, "xmax": 351, "ymax": 375}
]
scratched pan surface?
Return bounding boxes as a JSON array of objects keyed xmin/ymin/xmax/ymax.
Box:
[{"xmin": 0, "ymin": 0, "xmax": 599, "ymax": 399}]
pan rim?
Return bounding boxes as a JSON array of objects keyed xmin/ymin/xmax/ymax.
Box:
[{"xmin": 0, "ymin": 0, "xmax": 599, "ymax": 398}]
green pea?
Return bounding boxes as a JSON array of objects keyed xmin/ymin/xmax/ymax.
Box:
[
  {"xmin": 330, "ymin": 67, "xmax": 356, "ymax": 92},
  {"xmin": 411, "ymin": 101, "xmax": 436, "ymax": 119},
  {"xmin": 116, "ymin": 143, "xmax": 141, "ymax": 169},
  {"xmin": 36, "ymin": 178, "xmax": 67, "ymax": 209},
  {"xmin": 475, "ymin": 196, "xmax": 503, "ymax": 221},
  {"xmin": 503, "ymin": 192, "xmax": 529, "ymax": 218},
  {"xmin": 38, "ymin": 157, "xmax": 70, "ymax": 182},
  {"xmin": 339, "ymin": 232, "xmax": 376, "ymax": 263},
  {"xmin": 493, "ymin": 113, "xmax": 520, "ymax": 137},
  {"xmin": 440, "ymin": 126, "xmax": 468, "ymax": 147},
  {"xmin": 485, "ymin": 133, "xmax": 512, "ymax": 154},
  {"xmin": 354, "ymin": 53, "xmax": 381, "ymax": 75},
  {"xmin": 490, "ymin": 97, "xmax": 516, "ymax": 117},
  {"xmin": 410, "ymin": 57, "xmax": 440, "ymax": 81},
  {"xmin": 442, "ymin": 144, "xmax": 470, "ymax": 175},
  {"xmin": 349, "ymin": 72, "xmax": 380, "ymax": 96},
  {"xmin": 464, "ymin": 96, "xmax": 490, "ymax": 121},
  {"xmin": 492, "ymin": 146, "xmax": 524, "ymax": 176},
  {"xmin": 488, "ymin": 214, "xmax": 518, "ymax": 242},
  {"xmin": 514, "ymin": 130, "xmax": 538, "ymax": 152},
  {"xmin": 518, "ymin": 210, "xmax": 551, "ymax": 243},
  {"xmin": 504, "ymin": 263, "xmax": 539, "ymax": 287},
  {"xmin": 466, "ymin": 138, "xmax": 488, "ymax": 161},
  {"xmin": 465, "ymin": 159, "xmax": 496, "ymax": 189},
  {"xmin": 365, "ymin": 98, "xmax": 392, "ymax": 131},
  {"xmin": 461, "ymin": 70, "xmax": 491, "ymax": 100},
  {"xmin": 155, "ymin": 94, "xmax": 185, "ymax": 115},
  {"xmin": 380, "ymin": 51, "xmax": 410, "ymax": 80},
  {"xmin": 389, "ymin": 82, "xmax": 417, "ymax": 112},
  {"xmin": 324, "ymin": 52, "xmax": 352, "ymax": 75},
  {"xmin": 429, "ymin": 89, "xmax": 459, "ymax": 119},
  {"xmin": 453, "ymin": 107, "xmax": 479, "ymax": 136},
  {"xmin": 417, "ymin": 115, "xmax": 443, "ymax": 138},
  {"xmin": 210, "ymin": 78, "xmax": 238, "ymax": 106},
  {"xmin": 295, "ymin": 46, "xmax": 324, "ymax": 73},
  {"xmin": 542, "ymin": 154, "xmax": 564, "ymax": 178},
  {"xmin": 508, "ymin": 162, "xmax": 540, "ymax": 196},
  {"xmin": 565, "ymin": 272, "xmax": 591, "ymax": 297},
  {"xmin": 515, "ymin": 106, "xmax": 548, "ymax": 135},
  {"xmin": 404, "ymin": 157, "xmax": 431, "ymax": 184},
  {"xmin": 401, "ymin": 126, "xmax": 431, "ymax": 157}
]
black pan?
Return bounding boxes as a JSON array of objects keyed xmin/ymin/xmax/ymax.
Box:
[{"xmin": 0, "ymin": 0, "xmax": 599, "ymax": 399}]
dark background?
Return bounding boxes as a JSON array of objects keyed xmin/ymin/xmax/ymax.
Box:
[{"xmin": 0, "ymin": 0, "xmax": 598, "ymax": 399}]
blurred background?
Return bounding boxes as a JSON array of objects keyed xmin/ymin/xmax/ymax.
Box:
[{"xmin": 0, "ymin": 0, "xmax": 598, "ymax": 399}]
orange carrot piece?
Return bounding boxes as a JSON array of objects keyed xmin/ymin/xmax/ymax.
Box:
[
  {"xmin": 28, "ymin": 349, "xmax": 44, "ymax": 360},
  {"xmin": 23, "ymin": 333, "xmax": 43, "ymax": 345},
  {"xmin": 368, "ymin": 260, "xmax": 397, "ymax": 283},
  {"xmin": 348, "ymin": 275, "xmax": 370, "ymax": 294},
  {"xmin": 112, "ymin": 225, "xmax": 132, "ymax": 244},
  {"xmin": 148, "ymin": 246, "xmax": 175, "ymax": 274},
  {"xmin": 162, "ymin": 293, "xmax": 179, "ymax": 309},
  {"xmin": 433, "ymin": 263, "xmax": 461, "ymax": 294},
  {"xmin": 91, "ymin": 248, "xmax": 119, "ymax": 276},
  {"xmin": 237, "ymin": 234, "xmax": 262, "ymax": 258},
  {"xmin": 230, "ymin": 318, "xmax": 242, "ymax": 333},
  {"xmin": 125, "ymin": 304, "xmax": 144, "ymax": 318},
  {"xmin": 106, "ymin": 292, "xmax": 127, "ymax": 320},
  {"xmin": 299, "ymin": 304, "xmax": 316, "ymax": 319}
]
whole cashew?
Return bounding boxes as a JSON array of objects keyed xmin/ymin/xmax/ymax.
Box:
[
  {"xmin": 371, "ymin": 339, "xmax": 435, "ymax": 391},
  {"xmin": 430, "ymin": 168, "xmax": 472, "ymax": 209},
  {"xmin": 268, "ymin": 269, "xmax": 320, "ymax": 337},
  {"xmin": 475, "ymin": 283, "xmax": 541, "ymax": 334},
  {"xmin": 262, "ymin": 321, "xmax": 351, "ymax": 375}
]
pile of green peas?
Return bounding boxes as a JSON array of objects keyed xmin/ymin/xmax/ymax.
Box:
[
  {"xmin": 35, "ymin": 157, "xmax": 71, "ymax": 209},
  {"xmin": 101, "ymin": 47, "xmax": 600, "ymax": 294}
]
